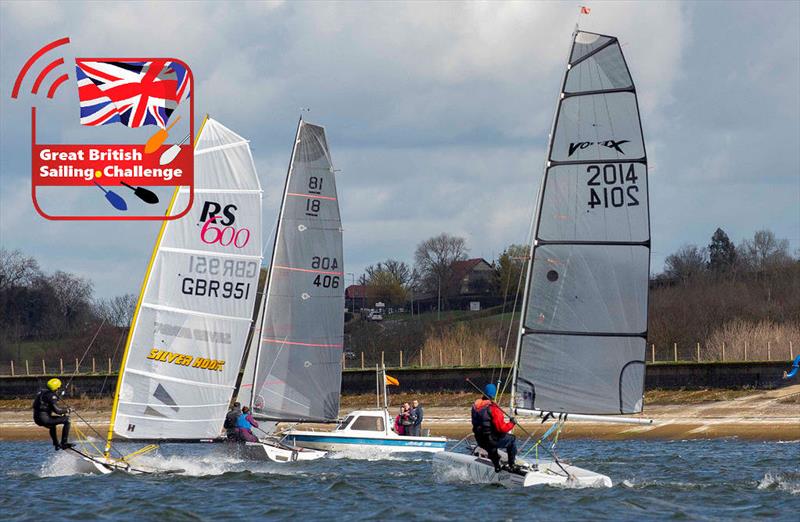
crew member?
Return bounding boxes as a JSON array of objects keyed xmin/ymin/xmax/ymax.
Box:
[
  {"xmin": 471, "ymin": 383, "xmax": 518, "ymax": 473},
  {"xmin": 32, "ymin": 378, "xmax": 73, "ymax": 451},
  {"xmin": 235, "ymin": 406, "xmax": 259, "ymax": 442},
  {"xmin": 224, "ymin": 402, "xmax": 242, "ymax": 441}
]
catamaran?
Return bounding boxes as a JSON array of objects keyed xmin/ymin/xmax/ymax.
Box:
[
  {"xmin": 235, "ymin": 119, "xmax": 343, "ymax": 462},
  {"xmin": 70, "ymin": 117, "xmax": 266, "ymax": 474},
  {"xmin": 434, "ymin": 29, "xmax": 653, "ymax": 488}
]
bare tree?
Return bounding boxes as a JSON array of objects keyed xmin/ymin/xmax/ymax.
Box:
[
  {"xmin": 49, "ymin": 271, "xmax": 93, "ymax": 329},
  {"xmin": 738, "ymin": 229, "xmax": 791, "ymax": 271},
  {"xmin": 414, "ymin": 233, "xmax": 469, "ymax": 298},
  {"xmin": 95, "ymin": 293, "xmax": 137, "ymax": 327},
  {"xmin": 0, "ymin": 249, "xmax": 41, "ymax": 291},
  {"xmin": 664, "ymin": 244, "xmax": 707, "ymax": 283}
]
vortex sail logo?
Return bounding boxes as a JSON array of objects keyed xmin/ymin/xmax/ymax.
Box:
[
  {"xmin": 11, "ymin": 37, "xmax": 196, "ymax": 220},
  {"xmin": 568, "ymin": 139, "xmax": 630, "ymax": 156}
]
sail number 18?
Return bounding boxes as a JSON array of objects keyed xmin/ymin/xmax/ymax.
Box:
[{"xmin": 586, "ymin": 164, "xmax": 640, "ymax": 209}]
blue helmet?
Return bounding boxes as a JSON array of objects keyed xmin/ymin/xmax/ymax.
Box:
[{"xmin": 483, "ymin": 383, "xmax": 497, "ymax": 399}]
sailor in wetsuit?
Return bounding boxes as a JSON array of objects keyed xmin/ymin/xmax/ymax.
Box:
[
  {"xmin": 32, "ymin": 378, "xmax": 73, "ymax": 451},
  {"xmin": 471, "ymin": 383, "xmax": 519, "ymax": 473}
]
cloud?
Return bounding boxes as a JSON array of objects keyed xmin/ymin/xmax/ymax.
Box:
[{"xmin": 1, "ymin": 1, "xmax": 797, "ymax": 298}]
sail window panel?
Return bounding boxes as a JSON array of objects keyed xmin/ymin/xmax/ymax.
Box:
[
  {"xmin": 565, "ymin": 43, "xmax": 632, "ymax": 94},
  {"xmin": 538, "ymin": 163, "xmax": 648, "ymax": 242},
  {"xmin": 570, "ymin": 32, "xmax": 613, "ymax": 63},
  {"xmin": 129, "ymin": 306, "xmax": 249, "ymax": 384},
  {"xmin": 145, "ymin": 249, "xmax": 260, "ymax": 320},
  {"xmin": 193, "ymin": 138, "xmax": 261, "ymax": 191},
  {"xmin": 551, "ymin": 92, "xmax": 643, "ymax": 162},
  {"xmin": 161, "ymin": 190, "xmax": 262, "ymax": 258},
  {"xmin": 115, "ymin": 370, "xmax": 233, "ymax": 439},
  {"xmin": 524, "ymin": 244, "xmax": 648, "ymax": 334},
  {"xmin": 516, "ymin": 334, "xmax": 645, "ymax": 414},
  {"xmin": 252, "ymin": 340, "xmax": 342, "ymax": 421}
]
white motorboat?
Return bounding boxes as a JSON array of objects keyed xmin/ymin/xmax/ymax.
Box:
[{"xmin": 284, "ymin": 409, "xmax": 447, "ymax": 454}]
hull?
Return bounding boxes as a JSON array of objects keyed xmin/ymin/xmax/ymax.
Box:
[
  {"xmin": 242, "ymin": 440, "xmax": 326, "ymax": 462},
  {"xmin": 284, "ymin": 430, "xmax": 447, "ymax": 454},
  {"xmin": 433, "ymin": 450, "xmax": 612, "ymax": 488},
  {"xmin": 67, "ymin": 449, "xmax": 183, "ymax": 475}
]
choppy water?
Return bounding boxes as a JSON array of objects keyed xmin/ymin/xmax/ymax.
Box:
[{"xmin": 1, "ymin": 439, "xmax": 798, "ymax": 520}]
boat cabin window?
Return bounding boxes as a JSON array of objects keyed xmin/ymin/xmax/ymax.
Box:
[
  {"xmin": 350, "ymin": 415, "xmax": 385, "ymax": 432},
  {"xmin": 337, "ymin": 416, "xmax": 355, "ymax": 431}
]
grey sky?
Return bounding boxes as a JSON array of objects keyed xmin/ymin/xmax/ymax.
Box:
[{"xmin": 1, "ymin": 1, "xmax": 798, "ymax": 298}]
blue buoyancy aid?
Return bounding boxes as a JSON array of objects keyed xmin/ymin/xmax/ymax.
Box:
[{"xmin": 236, "ymin": 413, "xmax": 252, "ymax": 430}]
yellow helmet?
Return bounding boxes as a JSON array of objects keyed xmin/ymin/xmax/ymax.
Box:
[{"xmin": 47, "ymin": 378, "xmax": 62, "ymax": 391}]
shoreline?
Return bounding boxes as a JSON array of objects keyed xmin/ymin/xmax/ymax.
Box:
[{"xmin": 3, "ymin": 386, "xmax": 798, "ymax": 442}]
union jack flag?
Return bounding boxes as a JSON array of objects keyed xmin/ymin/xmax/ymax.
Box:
[{"xmin": 75, "ymin": 59, "xmax": 190, "ymax": 128}]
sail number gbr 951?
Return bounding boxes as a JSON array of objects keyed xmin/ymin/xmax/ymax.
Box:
[
  {"xmin": 182, "ymin": 255, "xmax": 258, "ymax": 300},
  {"xmin": 586, "ymin": 163, "xmax": 640, "ymax": 209}
]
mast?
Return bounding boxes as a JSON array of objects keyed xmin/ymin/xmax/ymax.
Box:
[
  {"xmin": 247, "ymin": 118, "xmax": 303, "ymax": 411},
  {"xmin": 509, "ymin": 32, "xmax": 575, "ymax": 412}
]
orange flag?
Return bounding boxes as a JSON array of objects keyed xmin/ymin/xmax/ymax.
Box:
[{"xmin": 385, "ymin": 375, "xmax": 399, "ymax": 386}]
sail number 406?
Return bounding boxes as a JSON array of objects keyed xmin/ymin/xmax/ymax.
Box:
[{"xmin": 587, "ymin": 164, "xmax": 640, "ymax": 209}]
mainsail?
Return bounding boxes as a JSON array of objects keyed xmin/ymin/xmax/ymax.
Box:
[
  {"xmin": 239, "ymin": 119, "xmax": 344, "ymax": 423},
  {"xmin": 107, "ymin": 118, "xmax": 263, "ymax": 442},
  {"xmin": 511, "ymin": 31, "xmax": 650, "ymax": 415}
]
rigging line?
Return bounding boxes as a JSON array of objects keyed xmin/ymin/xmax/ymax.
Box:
[
  {"xmin": 63, "ymin": 405, "xmax": 125, "ymax": 459},
  {"xmin": 98, "ymin": 329, "xmax": 126, "ymax": 398},
  {"xmin": 65, "ymin": 319, "xmax": 106, "ymax": 390},
  {"xmin": 497, "ymin": 253, "xmax": 529, "ymax": 399}
]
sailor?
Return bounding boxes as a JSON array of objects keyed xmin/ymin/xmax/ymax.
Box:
[
  {"xmin": 32, "ymin": 378, "xmax": 73, "ymax": 451},
  {"xmin": 235, "ymin": 406, "xmax": 259, "ymax": 442},
  {"xmin": 471, "ymin": 383, "xmax": 518, "ymax": 473},
  {"xmin": 224, "ymin": 402, "xmax": 242, "ymax": 441},
  {"xmin": 410, "ymin": 399, "xmax": 423, "ymax": 436}
]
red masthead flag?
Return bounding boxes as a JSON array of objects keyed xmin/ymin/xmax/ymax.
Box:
[{"xmin": 580, "ymin": 6, "xmax": 591, "ymax": 14}]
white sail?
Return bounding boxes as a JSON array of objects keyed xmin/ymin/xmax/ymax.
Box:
[
  {"xmin": 241, "ymin": 119, "xmax": 344, "ymax": 423},
  {"xmin": 109, "ymin": 118, "xmax": 263, "ymax": 440},
  {"xmin": 512, "ymin": 31, "xmax": 650, "ymax": 415}
]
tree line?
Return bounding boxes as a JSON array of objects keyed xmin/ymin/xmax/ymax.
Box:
[{"xmin": 0, "ymin": 249, "xmax": 135, "ymax": 362}]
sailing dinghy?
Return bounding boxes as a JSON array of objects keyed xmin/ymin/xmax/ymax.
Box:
[
  {"xmin": 70, "ymin": 117, "xmax": 264, "ymax": 474},
  {"xmin": 236, "ymin": 119, "xmax": 342, "ymax": 462},
  {"xmin": 434, "ymin": 29, "xmax": 652, "ymax": 488}
]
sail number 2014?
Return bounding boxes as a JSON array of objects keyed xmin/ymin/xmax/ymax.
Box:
[{"xmin": 586, "ymin": 164, "xmax": 640, "ymax": 209}]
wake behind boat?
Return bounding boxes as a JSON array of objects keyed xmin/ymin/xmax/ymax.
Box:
[{"xmin": 435, "ymin": 28, "xmax": 652, "ymax": 488}]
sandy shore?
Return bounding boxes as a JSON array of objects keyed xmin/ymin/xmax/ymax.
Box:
[{"xmin": 2, "ymin": 386, "xmax": 798, "ymax": 442}]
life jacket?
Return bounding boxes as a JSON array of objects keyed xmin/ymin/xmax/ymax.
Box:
[
  {"xmin": 32, "ymin": 389, "xmax": 55, "ymax": 417},
  {"xmin": 471, "ymin": 399, "xmax": 495, "ymax": 439},
  {"xmin": 224, "ymin": 408, "xmax": 241, "ymax": 430},
  {"xmin": 236, "ymin": 413, "xmax": 253, "ymax": 431}
]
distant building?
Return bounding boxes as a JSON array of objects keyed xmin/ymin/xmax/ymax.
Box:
[
  {"xmin": 411, "ymin": 258, "xmax": 500, "ymax": 312},
  {"xmin": 345, "ymin": 284, "xmax": 368, "ymax": 311}
]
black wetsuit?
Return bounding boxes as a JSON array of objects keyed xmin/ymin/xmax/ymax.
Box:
[
  {"xmin": 224, "ymin": 406, "xmax": 242, "ymax": 441},
  {"xmin": 32, "ymin": 389, "xmax": 70, "ymax": 448}
]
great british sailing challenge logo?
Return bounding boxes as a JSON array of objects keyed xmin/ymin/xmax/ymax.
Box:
[{"xmin": 10, "ymin": 37, "xmax": 195, "ymax": 220}]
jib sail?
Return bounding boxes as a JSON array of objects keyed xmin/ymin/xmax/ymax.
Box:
[
  {"xmin": 240, "ymin": 119, "xmax": 344, "ymax": 423},
  {"xmin": 108, "ymin": 118, "xmax": 263, "ymax": 441},
  {"xmin": 512, "ymin": 31, "xmax": 650, "ymax": 415}
]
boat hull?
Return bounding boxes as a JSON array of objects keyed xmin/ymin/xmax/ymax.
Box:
[
  {"xmin": 284, "ymin": 431, "xmax": 447, "ymax": 453},
  {"xmin": 242, "ymin": 441, "xmax": 326, "ymax": 462},
  {"xmin": 433, "ymin": 450, "xmax": 612, "ymax": 488}
]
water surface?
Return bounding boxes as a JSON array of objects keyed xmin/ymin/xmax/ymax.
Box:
[{"xmin": 1, "ymin": 439, "xmax": 797, "ymax": 520}]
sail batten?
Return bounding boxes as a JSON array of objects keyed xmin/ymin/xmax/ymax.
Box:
[
  {"xmin": 512, "ymin": 30, "xmax": 650, "ymax": 416},
  {"xmin": 109, "ymin": 118, "xmax": 263, "ymax": 440},
  {"xmin": 240, "ymin": 120, "xmax": 345, "ymax": 424}
]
